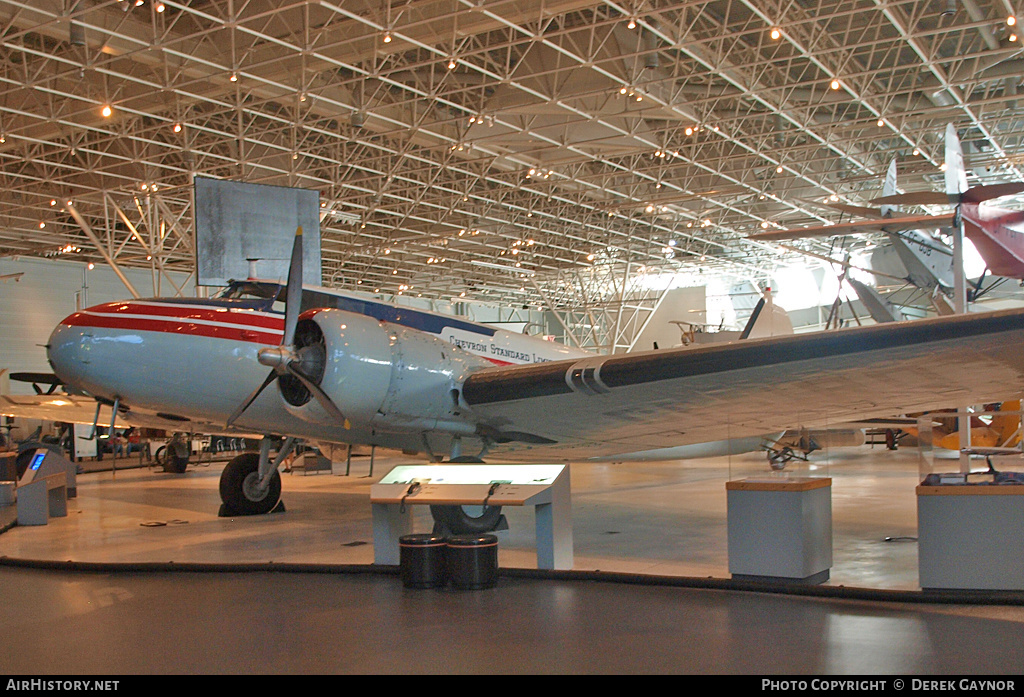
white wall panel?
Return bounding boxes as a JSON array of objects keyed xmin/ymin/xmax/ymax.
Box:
[{"xmin": 0, "ymin": 257, "xmax": 193, "ymax": 394}]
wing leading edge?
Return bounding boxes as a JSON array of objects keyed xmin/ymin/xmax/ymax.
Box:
[{"xmin": 461, "ymin": 308, "xmax": 1024, "ymax": 460}]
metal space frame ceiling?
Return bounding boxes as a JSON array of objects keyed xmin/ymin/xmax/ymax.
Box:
[{"xmin": 1, "ymin": 0, "xmax": 1023, "ymax": 321}]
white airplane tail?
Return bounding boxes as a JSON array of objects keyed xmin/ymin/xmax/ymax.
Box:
[{"xmin": 739, "ymin": 290, "xmax": 794, "ymax": 339}]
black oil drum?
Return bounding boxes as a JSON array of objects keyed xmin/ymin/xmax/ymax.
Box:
[
  {"xmin": 446, "ymin": 533, "xmax": 498, "ymax": 590},
  {"xmin": 399, "ymin": 533, "xmax": 449, "ymax": 589}
]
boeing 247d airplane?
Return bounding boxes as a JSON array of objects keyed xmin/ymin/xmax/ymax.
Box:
[{"xmin": 14, "ymin": 210, "xmax": 1024, "ymax": 523}]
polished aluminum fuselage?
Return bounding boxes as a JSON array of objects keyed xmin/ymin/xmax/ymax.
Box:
[{"xmin": 46, "ymin": 295, "xmax": 591, "ymax": 456}]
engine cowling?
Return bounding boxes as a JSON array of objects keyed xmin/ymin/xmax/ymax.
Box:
[{"xmin": 281, "ymin": 308, "xmax": 487, "ymax": 434}]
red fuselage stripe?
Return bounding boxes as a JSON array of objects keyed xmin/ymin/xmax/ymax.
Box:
[
  {"xmin": 83, "ymin": 301, "xmax": 284, "ymax": 330},
  {"xmin": 62, "ymin": 313, "xmax": 284, "ymax": 345},
  {"xmin": 62, "ymin": 305, "xmax": 525, "ymax": 364}
]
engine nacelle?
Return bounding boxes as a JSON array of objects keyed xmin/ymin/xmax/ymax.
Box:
[{"xmin": 281, "ymin": 308, "xmax": 486, "ymax": 434}]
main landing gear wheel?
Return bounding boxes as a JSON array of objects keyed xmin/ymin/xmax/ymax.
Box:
[
  {"xmin": 219, "ymin": 452, "xmax": 282, "ymax": 516},
  {"xmin": 430, "ymin": 504, "xmax": 504, "ymax": 534}
]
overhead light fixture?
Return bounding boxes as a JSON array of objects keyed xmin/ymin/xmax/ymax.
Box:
[
  {"xmin": 1011, "ymin": 33, "xmax": 1018, "ymax": 42},
  {"xmin": 173, "ymin": 122, "xmax": 182, "ymax": 133},
  {"xmin": 628, "ymin": 18, "xmax": 637, "ymax": 29},
  {"xmin": 877, "ymin": 118, "xmax": 884, "ymax": 127},
  {"xmin": 155, "ymin": 2, "xmax": 165, "ymax": 11},
  {"xmin": 448, "ymin": 58, "xmax": 456, "ymax": 69},
  {"xmin": 770, "ymin": 28, "xmax": 781, "ymax": 40},
  {"xmin": 1009, "ymin": 16, "xmax": 1017, "ymax": 26},
  {"xmin": 229, "ymin": 71, "xmax": 238, "ymax": 82},
  {"xmin": 776, "ymin": 165, "xmax": 784, "ymax": 174},
  {"xmin": 383, "ymin": 32, "xmax": 392, "ymax": 43},
  {"xmin": 830, "ymin": 79, "xmax": 841, "ymax": 90},
  {"xmin": 101, "ymin": 104, "xmax": 113, "ymax": 117}
]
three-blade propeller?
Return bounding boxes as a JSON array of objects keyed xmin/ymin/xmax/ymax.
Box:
[{"xmin": 226, "ymin": 228, "xmax": 347, "ymax": 428}]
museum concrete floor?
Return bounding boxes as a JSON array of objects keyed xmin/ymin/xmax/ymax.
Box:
[{"xmin": 1, "ymin": 445, "xmax": 1023, "ymax": 675}]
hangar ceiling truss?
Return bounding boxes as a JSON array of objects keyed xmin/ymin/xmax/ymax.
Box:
[{"xmin": 1, "ymin": 0, "xmax": 1023, "ymax": 351}]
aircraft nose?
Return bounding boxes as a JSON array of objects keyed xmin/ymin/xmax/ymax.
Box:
[{"xmin": 47, "ymin": 318, "xmax": 93, "ymax": 392}]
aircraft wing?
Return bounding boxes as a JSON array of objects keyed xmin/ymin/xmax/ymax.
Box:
[
  {"xmin": 750, "ymin": 213, "xmax": 955, "ymax": 241},
  {"xmin": 0, "ymin": 393, "xmax": 257, "ymax": 437},
  {"xmin": 460, "ymin": 308, "xmax": 1024, "ymax": 460}
]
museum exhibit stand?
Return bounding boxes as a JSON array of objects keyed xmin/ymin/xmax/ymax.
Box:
[
  {"xmin": 915, "ymin": 413, "xmax": 1024, "ymax": 591},
  {"xmin": 370, "ymin": 463, "xmax": 573, "ymax": 571}
]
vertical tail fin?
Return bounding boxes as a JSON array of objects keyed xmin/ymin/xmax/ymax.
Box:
[{"xmin": 739, "ymin": 290, "xmax": 794, "ymax": 339}]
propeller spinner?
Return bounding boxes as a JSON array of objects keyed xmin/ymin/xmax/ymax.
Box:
[{"xmin": 226, "ymin": 227, "xmax": 348, "ymax": 428}]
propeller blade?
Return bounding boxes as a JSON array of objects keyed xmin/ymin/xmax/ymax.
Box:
[
  {"xmin": 871, "ymin": 192, "xmax": 957, "ymax": 206},
  {"xmin": 282, "ymin": 226, "xmax": 304, "ymax": 347},
  {"xmin": 227, "ymin": 369, "xmax": 276, "ymax": 427},
  {"xmin": 962, "ymin": 182, "xmax": 1024, "ymax": 204},
  {"xmin": 284, "ymin": 363, "xmax": 349, "ymax": 428}
]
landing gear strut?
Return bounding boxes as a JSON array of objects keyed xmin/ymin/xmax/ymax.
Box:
[{"xmin": 218, "ymin": 437, "xmax": 294, "ymax": 516}]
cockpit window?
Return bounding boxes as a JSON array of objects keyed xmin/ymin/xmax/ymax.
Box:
[{"xmin": 215, "ymin": 281, "xmax": 283, "ymax": 300}]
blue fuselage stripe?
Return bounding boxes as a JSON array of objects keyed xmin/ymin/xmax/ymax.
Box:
[{"xmin": 146, "ymin": 288, "xmax": 498, "ymax": 338}]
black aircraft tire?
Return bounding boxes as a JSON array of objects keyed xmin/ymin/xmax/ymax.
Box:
[
  {"xmin": 430, "ymin": 504, "xmax": 503, "ymax": 534},
  {"xmin": 219, "ymin": 452, "xmax": 282, "ymax": 516}
]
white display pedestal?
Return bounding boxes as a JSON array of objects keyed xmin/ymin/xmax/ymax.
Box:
[
  {"xmin": 16, "ymin": 472, "xmax": 68, "ymax": 526},
  {"xmin": 726, "ymin": 477, "xmax": 833, "ymax": 584},
  {"xmin": 917, "ymin": 485, "xmax": 1024, "ymax": 590},
  {"xmin": 370, "ymin": 463, "xmax": 573, "ymax": 570}
]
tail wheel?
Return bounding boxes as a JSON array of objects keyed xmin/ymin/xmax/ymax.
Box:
[{"xmin": 219, "ymin": 452, "xmax": 282, "ymax": 515}]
